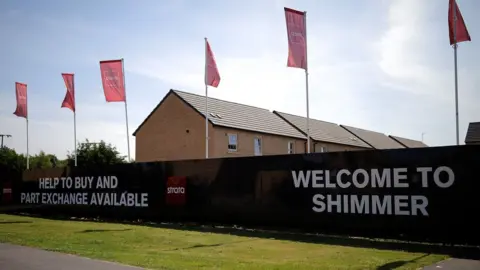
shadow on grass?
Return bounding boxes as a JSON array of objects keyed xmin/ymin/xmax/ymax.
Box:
[
  {"xmin": 0, "ymin": 221, "xmax": 33, "ymax": 224},
  {"xmin": 376, "ymin": 254, "xmax": 431, "ymax": 270},
  {"xmin": 165, "ymin": 239, "xmax": 256, "ymax": 252},
  {"xmin": 9, "ymin": 213, "xmax": 480, "ymax": 261},
  {"xmin": 78, "ymin": 228, "xmax": 132, "ymax": 233}
]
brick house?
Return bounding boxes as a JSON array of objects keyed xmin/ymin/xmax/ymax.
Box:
[
  {"xmin": 274, "ymin": 111, "xmax": 427, "ymax": 150},
  {"xmin": 273, "ymin": 111, "xmax": 372, "ymax": 152},
  {"xmin": 133, "ymin": 90, "xmax": 308, "ymax": 162},
  {"xmin": 133, "ymin": 89, "xmax": 427, "ymax": 162}
]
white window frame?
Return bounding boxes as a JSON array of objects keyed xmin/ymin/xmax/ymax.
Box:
[
  {"xmin": 227, "ymin": 133, "xmax": 238, "ymax": 152},
  {"xmin": 288, "ymin": 141, "xmax": 295, "ymax": 154},
  {"xmin": 315, "ymin": 144, "xmax": 327, "ymax": 153},
  {"xmin": 254, "ymin": 137, "xmax": 262, "ymax": 156}
]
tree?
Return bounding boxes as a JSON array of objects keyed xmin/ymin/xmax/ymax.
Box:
[
  {"xmin": 30, "ymin": 151, "xmax": 54, "ymax": 169},
  {"xmin": 0, "ymin": 146, "xmax": 26, "ymax": 171},
  {"xmin": 0, "ymin": 147, "xmax": 66, "ymax": 171},
  {"xmin": 67, "ymin": 139, "xmax": 126, "ymax": 167}
]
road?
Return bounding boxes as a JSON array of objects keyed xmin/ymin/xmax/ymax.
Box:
[
  {"xmin": 422, "ymin": 258, "xmax": 480, "ymax": 270},
  {"xmin": 0, "ymin": 243, "xmax": 147, "ymax": 270},
  {"xmin": 1, "ymin": 242, "xmax": 479, "ymax": 270}
]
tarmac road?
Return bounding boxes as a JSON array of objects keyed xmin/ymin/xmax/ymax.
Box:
[
  {"xmin": 422, "ymin": 258, "xmax": 480, "ymax": 270},
  {"xmin": 1, "ymin": 242, "xmax": 479, "ymax": 270},
  {"xmin": 0, "ymin": 243, "xmax": 147, "ymax": 270}
]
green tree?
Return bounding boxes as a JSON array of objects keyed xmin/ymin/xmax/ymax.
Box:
[
  {"xmin": 67, "ymin": 139, "xmax": 126, "ymax": 167},
  {"xmin": 0, "ymin": 146, "xmax": 26, "ymax": 171},
  {"xmin": 30, "ymin": 151, "xmax": 54, "ymax": 169}
]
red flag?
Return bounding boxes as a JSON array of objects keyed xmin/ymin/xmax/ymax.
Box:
[
  {"xmin": 448, "ymin": 0, "xmax": 471, "ymax": 45},
  {"xmin": 205, "ymin": 39, "xmax": 221, "ymax": 88},
  {"xmin": 13, "ymin": 82, "xmax": 27, "ymax": 118},
  {"xmin": 61, "ymin": 73, "xmax": 75, "ymax": 112},
  {"xmin": 285, "ymin": 7, "xmax": 307, "ymax": 70},
  {"xmin": 99, "ymin": 59, "xmax": 126, "ymax": 102}
]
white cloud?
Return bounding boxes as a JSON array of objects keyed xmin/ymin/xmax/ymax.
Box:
[
  {"xmin": 3, "ymin": 0, "xmax": 480, "ymax": 162},
  {"xmin": 0, "ymin": 96, "xmax": 134, "ymax": 160},
  {"xmin": 374, "ymin": 0, "xmax": 479, "ymax": 145},
  {"xmin": 125, "ymin": 7, "xmax": 381, "ymax": 134}
]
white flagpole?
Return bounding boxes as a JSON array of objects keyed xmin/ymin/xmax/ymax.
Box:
[
  {"xmin": 453, "ymin": 2, "xmax": 460, "ymax": 146},
  {"xmin": 73, "ymin": 110, "xmax": 77, "ymax": 166},
  {"xmin": 304, "ymin": 11, "xmax": 311, "ymax": 153},
  {"xmin": 204, "ymin": 37, "xmax": 209, "ymax": 159},
  {"xmin": 121, "ymin": 58, "xmax": 131, "ymax": 161},
  {"xmin": 26, "ymin": 117, "xmax": 29, "ymax": 170},
  {"xmin": 26, "ymin": 83, "xmax": 29, "ymax": 169}
]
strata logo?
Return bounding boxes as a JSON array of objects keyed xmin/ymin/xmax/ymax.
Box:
[
  {"xmin": 2, "ymin": 181, "xmax": 12, "ymax": 203},
  {"xmin": 167, "ymin": 187, "xmax": 185, "ymax": 194},
  {"xmin": 165, "ymin": 176, "xmax": 186, "ymax": 205}
]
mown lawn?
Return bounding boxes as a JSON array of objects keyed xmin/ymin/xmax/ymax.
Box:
[{"xmin": 0, "ymin": 214, "xmax": 447, "ymax": 269}]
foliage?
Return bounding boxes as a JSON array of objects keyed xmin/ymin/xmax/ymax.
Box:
[
  {"xmin": 0, "ymin": 138, "xmax": 126, "ymax": 171},
  {"xmin": 67, "ymin": 139, "xmax": 126, "ymax": 168},
  {"xmin": 0, "ymin": 147, "xmax": 67, "ymax": 171},
  {"xmin": 0, "ymin": 147, "xmax": 26, "ymax": 171}
]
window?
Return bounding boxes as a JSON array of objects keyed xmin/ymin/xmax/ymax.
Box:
[
  {"xmin": 228, "ymin": 134, "xmax": 237, "ymax": 151},
  {"xmin": 315, "ymin": 144, "xmax": 327, "ymax": 153},
  {"xmin": 288, "ymin": 141, "xmax": 295, "ymax": 154},
  {"xmin": 254, "ymin": 137, "xmax": 262, "ymax": 156}
]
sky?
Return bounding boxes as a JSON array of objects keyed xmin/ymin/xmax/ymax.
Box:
[{"xmin": 0, "ymin": 0, "xmax": 479, "ymax": 160}]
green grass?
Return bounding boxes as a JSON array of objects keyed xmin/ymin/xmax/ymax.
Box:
[{"xmin": 0, "ymin": 214, "xmax": 447, "ymax": 269}]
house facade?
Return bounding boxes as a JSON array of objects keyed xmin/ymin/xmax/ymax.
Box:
[
  {"xmin": 133, "ymin": 89, "xmax": 428, "ymax": 163},
  {"xmin": 133, "ymin": 90, "xmax": 307, "ymax": 162},
  {"xmin": 273, "ymin": 111, "xmax": 372, "ymax": 152}
]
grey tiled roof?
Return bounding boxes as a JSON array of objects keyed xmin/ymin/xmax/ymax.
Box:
[
  {"xmin": 388, "ymin": 135, "xmax": 428, "ymax": 148},
  {"xmin": 465, "ymin": 122, "xmax": 480, "ymax": 143},
  {"xmin": 173, "ymin": 90, "xmax": 307, "ymax": 139},
  {"xmin": 273, "ymin": 111, "xmax": 371, "ymax": 148},
  {"xmin": 340, "ymin": 125, "xmax": 405, "ymax": 149}
]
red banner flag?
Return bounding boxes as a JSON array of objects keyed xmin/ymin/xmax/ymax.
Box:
[
  {"xmin": 61, "ymin": 73, "xmax": 75, "ymax": 112},
  {"xmin": 448, "ymin": 0, "xmax": 471, "ymax": 45},
  {"xmin": 205, "ymin": 39, "xmax": 221, "ymax": 88},
  {"xmin": 285, "ymin": 7, "xmax": 307, "ymax": 70},
  {"xmin": 99, "ymin": 59, "xmax": 126, "ymax": 102},
  {"xmin": 13, "ymin": 82, "xmax": 27, "ymax": 118}
]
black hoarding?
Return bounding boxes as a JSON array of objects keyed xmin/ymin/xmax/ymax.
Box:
[{"xmin": 8, "ymin": 145, "xmax": 480, "ymax": 245}]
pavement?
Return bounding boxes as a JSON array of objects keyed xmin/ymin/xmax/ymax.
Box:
[
  {"xmin": 0, "ymin": 243, "xmax": 147, "ymax": 270},
  {"xmin": 422, "ymin": 258, "xmax": 480, "ymax": 270},
  {"xmin": 1, "ymin": 242, "xmax": 479, "ymax": 270}
]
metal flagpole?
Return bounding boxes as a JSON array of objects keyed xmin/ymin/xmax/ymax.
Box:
[
  {"xmin": 25, "ymin": 83, "xmax": 30, "ymax": 169},
  {"xmin": 453, "ymin": 2, "xmax": 460, "ymax": 145},
  {"xmin": 205, "ymin": 37, "xmax": 209, "ymax": 159},
  {"xmin": 26, "ymin": 117, "xmax": 29, "ymax": 169},
  {"xmin": 304, "ymin": 11, "xmax": 311, "ymax": 153},
  {"xmin": 121, "ymin": 58, "xmax": 131, "ymax": 161},
  {"xmin": 74, "ymin": 111, "xmax": 77, "ymax": 166}
]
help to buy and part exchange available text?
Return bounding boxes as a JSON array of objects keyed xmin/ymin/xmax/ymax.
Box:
[{"xmin": 20, "ymin": 176, "xmax": 149, "ymax": 207}]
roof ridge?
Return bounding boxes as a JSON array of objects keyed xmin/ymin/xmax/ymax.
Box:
[
  {"xmin": 389, "ymin": 135, "xmax": 422, "ymax": 142},
  {"xmin": 341, "ymin": 124, "xmax": 386, "ymax": 135},
  {"xmin": 274, "ymin": 110, "xmax": 340, "ymax": 126},
  {"xmin": 173, "ymin": 89, "xmax": 270, "ymax": 112}
]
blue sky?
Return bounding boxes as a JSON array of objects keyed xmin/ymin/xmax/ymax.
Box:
[{"xmin": 0, "ymin": 0, "xmax": 479, "ymax": 159}]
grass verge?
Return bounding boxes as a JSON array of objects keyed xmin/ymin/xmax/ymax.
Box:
[{"xmin": 0, "ymin": 214, "xmax": 447, "ymax": 270}]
